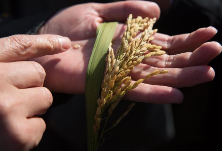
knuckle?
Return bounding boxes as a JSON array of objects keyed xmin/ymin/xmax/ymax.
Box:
[
  {"xmin": 32, "ymin": 136, "xmax": 42, "ymax": 148},
  {"xmin": 14, "ymin": 133, "xmax": 29, "ymax": 150},
  {"xmin": 45, "ymin": 36, "xmax": 58, "ymax": 52},
  {"xmin": 123, "ymin": 1, "xmax": 133, "ymax": 15},
  {"xmin": 0, "ymin": 100, "xmax": 9, "ymax": 118},
  {"xmin": 0, "ymin": 116, "xmax": 27, "ymax": 150},
  {"xmin": 165, "ymin": 55, "xmax": 175, "ymax": 67},
  {"xmin": 166, "ymin": 36, "xmax": 172, "ymax": 50},
  {"xmin": 0, "ymin": 93, "xmax": 14, "ymax": 118},
  {"xmin": 88, "ymin": 2, "xmax": 98, "ymax": 8},
  {"xmin": 30, "ymin": 119, "xmax": 46, "ymax": 148},
  {"xmin": 41, "ymin": 87, "xmax": 53, "ymax": 107},
  {"xmin": 39, "ymin": 118, "xmax": 47, "ymax": 131},
  {"xmin": 15, "ymin": 127, "xmax": 34, "ymax": 150},
  {"xmin": 30, "ymin": 61, "xmax": 46, "ymax": 83},
  {"xmin": 10, "ymin": 119, "xmax": 46, "ymax": 150},
  {"xmin": 6, "ymin": 35, "xmax": 32, "ymax": 54}
]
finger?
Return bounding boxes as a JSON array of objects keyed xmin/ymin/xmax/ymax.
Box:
[
  {"xmin": 123, "ymin": 82, "xmax": 183, "ymax": 104},
  {"xmin": 19, "ymin": 87, "xmax": 53, "ymax": 117},
  {"xmin": 95, "ymin": 1, "xmax": 160, "ymax": 22},
  {"xmin": 26, "ymin": 117, "xmax": 46, "ymax": 148},
  {"xmin": 4, "ymin": 117, "xmax": 46, "ymax": 150},
  {"xmin": 0, "ymin": 34, "xmax": 71, "ymax": 62},
  {"xmin": 0, "ymin": 61, "xmax": 46, "ymax": 88},
  {"xmin": 143, "ymin": 41, "xmax": 222, "ymax": 68},
  {"xmin": 152, "ymin": 26, "xmax": 218, "ymax": 54},
  {"xmin": 130, "ymin": 64, "xmax": 215, "ymax": 88}
]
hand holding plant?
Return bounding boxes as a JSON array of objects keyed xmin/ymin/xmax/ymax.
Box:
[{"xmin": 35, "ymin": 1, "xmax": 219, "ymax": 100}]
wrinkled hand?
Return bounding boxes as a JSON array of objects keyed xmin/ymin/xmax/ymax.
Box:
[
  {"xmin": 0, "ymin": 34, "xmax": 71, "ymax": 151},
  {"xmin": 35, "ymin": 1, "xmax": 221, "ymax": 104}
]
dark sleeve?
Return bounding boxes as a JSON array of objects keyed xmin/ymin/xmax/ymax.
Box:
[{"xmin": 0, "ymin": 11, "xmax": 56, "ymax": 38}]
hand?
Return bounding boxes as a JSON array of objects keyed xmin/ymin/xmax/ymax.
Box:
[
  {"xmin": 35, "ymin": 1, "xmax": 221, "ymax": 104},
  {"xmin": 125, "ymin": 26, "xmax": 221, "ymax": 103},
  {"xmin": 0, "ymin": 34, "xmax": 71, "ymax": 151},
  {"xmin": 34, "ymin": 1, "xmax": 160, "ymax": 93}
]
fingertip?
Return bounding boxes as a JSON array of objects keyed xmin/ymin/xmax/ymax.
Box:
[
  {"xmin": 209, "ymin": 66, "xmax": 215, "ymax": 81},
  {"xmin": 153, "ymin": 87, "xmax": 184, "ymax": 104},
  {"xmin": 58, "ymin": 37, "xmax": 71, "ymax": 51},
  {"xmin": 214, "ymin": 42, "xmax": 222, "ymax": 55},
  {"xmin": 201, "ymin": 41, "xmax": 222, "ymax": 59},
  {"xmin": 214, "ymin": 41, "xmax": 222, "ymax": 53},
  {"xmin": 207, "ymin": 26, "xmax": 218, "ymax": 34},
  {"xmin": 124, "ymin": 84, "xmax": 184, "ymax": 104},
  {"xmin": 197, "ymin": 65, "xmax": 216, "ymax": 83},
  {"xmin": 188, "ymin": 27, "xmax": 218, "ymax": 44},
  {"xmin": 170, "ymin": 88, "xmax": 184, "ymax": 104}
]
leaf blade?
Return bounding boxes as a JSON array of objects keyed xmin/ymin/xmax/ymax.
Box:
[{"xmin": 85, "ymin": 22, "xmax": 117, "ymax": 151}]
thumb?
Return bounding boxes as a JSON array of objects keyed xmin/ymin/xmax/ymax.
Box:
[
  {"xmin": 95, "ymin": 1, "xmax": 160, "ymax": 22},
  {"xmin": 0, "ymin": 34, "xmax": 71, "ymax": 62}
]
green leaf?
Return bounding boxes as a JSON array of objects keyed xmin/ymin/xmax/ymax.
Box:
[{"xmin": 85, "ymin": 22, "xmax": 117, "ymax": 151}]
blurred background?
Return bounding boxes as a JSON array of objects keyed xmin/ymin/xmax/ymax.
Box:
[{"xmin": 0, "ymin": 0, "xmax": 221, "ymax": 151}]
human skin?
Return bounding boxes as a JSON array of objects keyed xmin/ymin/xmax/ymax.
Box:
[
  {"xmin": 0, "ymin": 1, "xmax": 221, "ymax": 151},
  {"xmin": 127, "ymin": 0, "xmax": 172, "ymax": 13},
  {"xmin": 36, "ymin": 1, "xmax": 221, "ymax": 104},
  {"xmin": 0, "ymin": 34, "xmax": 71, "ymax": 151}
]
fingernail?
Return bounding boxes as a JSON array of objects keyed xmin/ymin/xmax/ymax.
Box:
[
  {"xmin": 58, "ymin": 37, "xmax": 71, "ymax": 51},
  {"xmin": 208, "ymin": 26, "xmax": 218, "ymax": 33}
]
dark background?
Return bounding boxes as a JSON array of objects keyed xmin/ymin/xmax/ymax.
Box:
[{"xmin": 0, "ymin": 0, "xmax": 221, "ymax": 151}]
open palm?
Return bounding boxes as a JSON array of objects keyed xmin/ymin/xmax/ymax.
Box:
[{"xmin": 34, "ymin": 1, "xmax": 221, "ymax": 104}]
